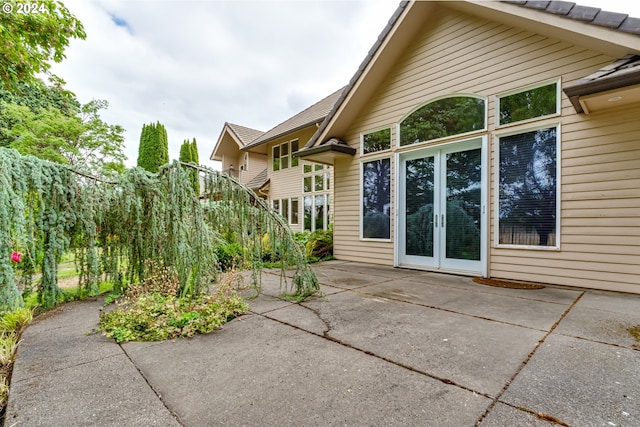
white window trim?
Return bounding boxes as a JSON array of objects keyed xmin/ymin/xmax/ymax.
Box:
[
  {"xmin": 360, "ymin": 156, "xmax": 392, "ymax": 242},
  {"xmin": 493, "ymin": 122, "xmax": 562, "ymax": 251},
  {"xmin": 360, "ymin": 126, "xmax": 393, "ymax": 157},
  {"xmin": 397, "ymin": 93, "xmax": 488, "ymax": 149},
  {"xmin": 495, "ymin": 78, "xmax": 562, "ymax": 129},
  {"xmin": 301, "ymin": 162, "xmax": 330, "ymax": 194}
]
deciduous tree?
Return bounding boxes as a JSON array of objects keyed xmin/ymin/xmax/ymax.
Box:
[{"xmin": 0, "ymin": 0, "xmax": 85, "ymax": 89}]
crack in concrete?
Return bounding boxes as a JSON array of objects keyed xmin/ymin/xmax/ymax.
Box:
[
  {"xmin": 259, "ymin": 311, "xmax": 495, "ymax": 403},
  {"xmin": 119, "ymin": 344, "xmax": 185, "ymax": 427},
  {"xmin": 353, "ymin": 287, "xmax": 556, "ymax": 333},
  {"xmin": 473, "ymin": 291, "xmax": 585, "ymax": 427},
  {"xmin": 298, "ymin": 302, "xmax": 333, "ymax": 337}
]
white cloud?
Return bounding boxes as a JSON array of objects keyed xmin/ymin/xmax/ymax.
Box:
[
  {"xmin": 51, "ymin": 0, "xmax": 640, "ymax": 168},
  {"xmin": 52, "ymin": 0, "xmax": 400, "ymax": 168}
]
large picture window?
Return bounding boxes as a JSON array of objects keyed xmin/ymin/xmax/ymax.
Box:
[
  {"xmin": 498, "ymin": 126, "xmax": 558, "ymax": 248},
  {"xmin": 399, "ymin": 96, "xmax": 485, "ymax": 146},
  {"xmin": 362, "ymin": 158, "xmax": 391, "ymax": 239}
]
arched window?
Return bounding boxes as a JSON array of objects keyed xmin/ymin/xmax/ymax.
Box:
[{"xmin": 399, "ymin": 96, "xmax": 486, "ymax": 146}]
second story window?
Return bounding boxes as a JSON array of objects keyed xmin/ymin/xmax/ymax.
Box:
[{"xmin": 272, "ymin": 139, "xmax": 299, "ymax": 171}]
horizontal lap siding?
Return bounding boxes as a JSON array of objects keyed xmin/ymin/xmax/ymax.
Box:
[
  {"xmin": 333, "ymin": 5, "xmax": 640, "ymax": 292},
  {"xmin": 491, "ymin": 104, "xmax": 640, "ymax": 292}
]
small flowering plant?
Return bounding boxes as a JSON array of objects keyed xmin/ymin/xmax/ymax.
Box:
[{"xmin": 11, "ymin": 252, "xmax": 21, "ymax": 263}]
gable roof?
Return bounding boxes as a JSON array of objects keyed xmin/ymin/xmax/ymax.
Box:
[
  {"xmin": 210, "ymin": 122, "xmax": 264, "ymax": 161},
  {"xmin": 301, "ymin": 0, "xmax": 640, "ymax": 153},
  {"xmin": 226, "ymin": 122, "xmax": 264, "ymax": 147},
  {"xmin": 244, "ymin": 87, "xmax": 345, "ymax": 150}
]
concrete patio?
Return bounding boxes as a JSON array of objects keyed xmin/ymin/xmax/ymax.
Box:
[{"xmin": 6, "ymin": 260, "xmax": 640, "ymax": 426}]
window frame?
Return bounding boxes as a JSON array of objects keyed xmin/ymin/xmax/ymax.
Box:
[
  {"xmin": 361, "ymin": 126, "xmax": 392, "ymax": 156},
  {"xmin": 495, "ymin": 78, "xmax": 561, "ymax": 129},
  {"xmin": 493, "ymin": 121, "xmax": 561, "ymax": 250},
  {"xmin": 360, "ymin": 155, "xmax": 392, "ymax": 242}
]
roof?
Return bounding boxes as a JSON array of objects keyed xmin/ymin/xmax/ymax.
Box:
[
  {"xmin": 210, "ymin": 122, "xmax": 264, "ymax": 161},
  {"xmin": 245, "ymin": 168, "xmax": 269, "ymax": 191},
  {"xmin": 226, "ymin": 123, "xmax": 264, "ymax": 147},
  {"xmin": 244, "ymin": 87, "xmax": 345, "ymax": 150},
  {"xmin": 506, "ymin": 1, "xmax": 640, "ymax": 35},
  {"xmin": 302, "ymin": 0, "xmax": 640, "ymax": 152}
]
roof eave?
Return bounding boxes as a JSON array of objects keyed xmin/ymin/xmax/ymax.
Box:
[
  {"xmin": 564, "ymin": 69, "xmax": 640, "ymax": 113},
  {"xmin": 295, "ymin": 139, "xmax": 356, "ymax": 165}
]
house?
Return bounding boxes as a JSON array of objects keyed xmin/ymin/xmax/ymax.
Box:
[
  {"xmin": 297, "ymin": 1, "xmax": 640, "ymax": 294},
  {"xmin": 210, "ymin": 88, "xmax": 343, "ymax": 231}
]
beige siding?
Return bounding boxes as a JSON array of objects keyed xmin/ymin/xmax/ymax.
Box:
[
  {"xmin": 239, "ymin": 153, "xmax": 267, "ymax": 186},
  {"xmin": 266, "ymin": 126, "xmax": 334, "ymax": 232},
  {"xmin": 332, "ymin": 5, "xmax": 640, "ymax": 292}
]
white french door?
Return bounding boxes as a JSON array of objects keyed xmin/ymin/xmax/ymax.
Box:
[{"xmin": 397, "ymin": 137, "xmax": 486, "ymax": 275}]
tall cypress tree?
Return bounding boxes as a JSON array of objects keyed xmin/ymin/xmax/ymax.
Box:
[
  {"xmin": 137, "ymin": 122, "xmax": 169, "ymax": 173},
  {"xmin": 190, "ymin": 138, "xmax": 199, "ymax": 165},
  {"xmin": 179, "ymin": 138, "xmax": 199, "ymax": 194}
]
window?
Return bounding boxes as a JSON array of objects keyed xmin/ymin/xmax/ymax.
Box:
[
  {"xmin": 498, "ymin": 81, "xmax": 559, "ymax": 126},
  {"xmin": 272, "ymin": 140, "xmax": 299, "ymax": 171},
  {"xmin": 291, "ymin": 140, "xmax": 299, "ymax": 167},
  {"xmin": 302, "ymin": 194, "xmax": 329, "ymax": 231},
  {"xmin": 362, "ymin": 128, "xmax": 391, "ymax": 154},
  {"xmin": 497, "ymin": 126, "xmax": 559, "ymax": 248},
  {"xmin": 291, "ymin": 198, "xmax": 299, "ymax": 225},
  {"xmin": 302, "ymin": 162, "xmax": 331, "ymax": 231},
  {"xmin": 302, "ymin": 163, "xmax": 329, "ymax": 193},
  {"xmin": 282, "ymin": 198, "xmax": 289, "ymax": 224},
  {"xmin": 272, "ymin": 146, "xmax": 280, "ymax": 171},
  {"xmin": 362, "ymin": 158, "xmax": 391, "ymax": 239},
  {"xmin": 281, "ymin": 142, "xmax": 289, "ymax": 169},
  {"xmin": 399, "ymin": 96, "xmax": 485, "ymax": 146},
  {"xmin": 272, "ymin": 199, "xmax": 280, "ymax": 213}
]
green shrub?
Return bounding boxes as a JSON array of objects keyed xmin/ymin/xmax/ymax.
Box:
[
  {"xmin": 216, "ymin": 243, "xmax": 244, "ymax": 271},
  {"xmin": 305, "ymin": 228, "xmax": 333, "ymax": 262},
  {"xmin": 99, "ymin": 284, "xmax": 248, "ymax": 342}
]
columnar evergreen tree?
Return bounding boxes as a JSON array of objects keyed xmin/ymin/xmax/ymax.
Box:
[
  {"xmin": 179, "ymin": 138, "xmax": 200, "ymax": 194},
  {"xmin": 136, "ymin": 122, "xmax": 169, "ymax": 173}
]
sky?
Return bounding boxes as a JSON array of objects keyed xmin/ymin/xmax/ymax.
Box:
[{"xmin": 50, "ymin": 0, "xmax": 640, "ymax": 170}]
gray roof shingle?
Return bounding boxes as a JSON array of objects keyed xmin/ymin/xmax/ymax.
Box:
[{"xmin": 505, "ymin": 1, "xmax": 640, "ymax": 34}]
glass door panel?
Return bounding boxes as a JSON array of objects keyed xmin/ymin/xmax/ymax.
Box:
[
  {"xmin": 405, "ymin": 156, "xmax": 435, "ymax": 257},
  {"xmin": 442, "ymin": 147, "xmax": 482, "ymax": 271}
]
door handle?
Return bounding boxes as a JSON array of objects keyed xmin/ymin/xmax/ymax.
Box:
[
  {"xmin": 434, "ymin": 215, "xmax": 438, "ymax": 228},
  {"xmin": 441, "ymin": 214, "xmax": 445, "ymax": 227}
]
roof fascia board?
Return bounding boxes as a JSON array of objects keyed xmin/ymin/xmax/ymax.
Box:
[{"xmin": 453, "ymin": 1, "xmax": 640, "ymax": 57}]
